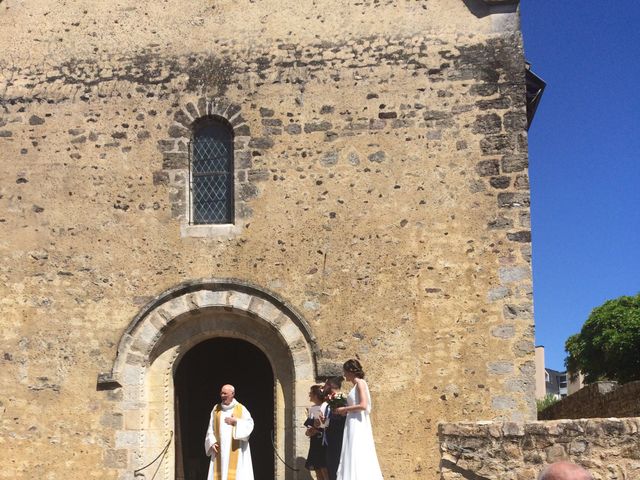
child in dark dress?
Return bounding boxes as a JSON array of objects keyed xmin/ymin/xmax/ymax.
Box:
[{"xmin": 304, "ymin": 384, "xmax": 329, "ymax": 480}]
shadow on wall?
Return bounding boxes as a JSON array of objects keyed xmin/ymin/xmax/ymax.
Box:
[
  {"xmin": 294, "ymin": 458, "xmax": 314, "ymax": 480},
  {"xmin": 462, "ymin": 0, "xmax": 518, "ymax": 19}
]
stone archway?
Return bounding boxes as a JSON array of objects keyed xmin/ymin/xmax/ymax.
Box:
[{"xmin": 98, "ymin": 280, "xmax": 319, "ymax": 480}]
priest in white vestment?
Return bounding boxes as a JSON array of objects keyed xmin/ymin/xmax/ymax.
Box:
[{"xmin": 204, "ymin": 384, "xmax": 255, "ymax": 480}]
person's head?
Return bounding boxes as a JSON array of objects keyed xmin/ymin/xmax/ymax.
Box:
[
  {"xmin": 343, "ymin": 359, "xmax": 365, "ymax": 381},
  {"xmin": 220, "ymin": 384, "xmax": 236, "ymax": 406},
  {"xmin": 323, "ymin": 376, "xmax": 343, "ymax": 395},
  {"xmin": 538, "ymin": 462, "xmax": 593, "ymax": 480},
  {"xmin": 309, "ymin": 384, "xmax": 324, "ymax": 404}
]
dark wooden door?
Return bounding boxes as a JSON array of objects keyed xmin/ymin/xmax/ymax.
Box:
[{"xmin": 174, "ymin": 338, "xmax": 275, "ymax": 480}]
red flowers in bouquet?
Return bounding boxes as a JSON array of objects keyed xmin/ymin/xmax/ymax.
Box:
[{"xmin": 326, "ymin": 392, "xmax": 347, "ymax": 409}]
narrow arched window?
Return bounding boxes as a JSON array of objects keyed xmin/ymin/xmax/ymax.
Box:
[{"xmin": 190, "ymin": 118, "xmax": 234, "ymax": 224}]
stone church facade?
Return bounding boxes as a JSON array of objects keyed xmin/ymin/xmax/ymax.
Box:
[{"xmin": 0, "ymin": 1, "xmax": 534, "ymax": 479}]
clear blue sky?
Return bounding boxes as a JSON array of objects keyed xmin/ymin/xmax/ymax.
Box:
[{"xmin": 521, "ymin": 2, "xmax": 640, "ymax": 370}]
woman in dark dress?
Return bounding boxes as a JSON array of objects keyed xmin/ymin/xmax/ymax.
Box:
[{"xmin": 304, "ymin": 384, "xmax": 329, "ymax": 480}]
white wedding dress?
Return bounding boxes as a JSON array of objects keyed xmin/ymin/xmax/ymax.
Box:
[{"xmin": 336, "ymin": 380, "xmax": 384, "ymax": 480}]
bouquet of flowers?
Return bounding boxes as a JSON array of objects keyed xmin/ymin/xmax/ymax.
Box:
[{"xmin": 326, "ymin": 392, "xmax": 347, "ymax": 409}]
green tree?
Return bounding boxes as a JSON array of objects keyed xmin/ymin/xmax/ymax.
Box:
[{"xmin": 565, "ymin": 293, "xmax": 640, "ymax": 384}]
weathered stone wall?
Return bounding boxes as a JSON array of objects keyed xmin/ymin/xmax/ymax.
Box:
[
  {"xmin": 539, "ymin": 381, "xmax": 640, "ymax": 421},
  {"xmin": 439, "ymin": 418, "xmax": 640, "ymax": 480},
  {"xmin": 0, "ymin": 1, "xmax": 533, "ymax": 479}
]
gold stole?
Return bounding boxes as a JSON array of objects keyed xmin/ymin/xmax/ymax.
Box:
[{"xmin": 213, "ymin": 403, "xmax": 244, "ymax": 480}]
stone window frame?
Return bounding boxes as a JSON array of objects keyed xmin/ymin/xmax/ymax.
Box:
[{"xmin": 156, "ymin": 97, "xmax": 255, "ymax": 239}]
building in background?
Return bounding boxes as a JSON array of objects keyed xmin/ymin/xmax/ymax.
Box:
[
  {"xmin": 535, "ymin": 345, "xmax": 547, "ymax": 399},
  {"xmin": 545, "ymin": 368, "xmax": 568, "ymax": 399},
  {"xmin": 535, "ymin": 345, "xmax": 584, "ymax": 399}
]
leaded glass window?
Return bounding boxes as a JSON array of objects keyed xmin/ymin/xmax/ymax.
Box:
[{"xmin": 190, "ymin": 118, "xmax": 234, "ymax": 224}]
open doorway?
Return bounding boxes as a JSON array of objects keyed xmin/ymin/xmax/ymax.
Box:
[{"xmin": 174, "ymin": 337, "xmax": 275, "ymax": 480}]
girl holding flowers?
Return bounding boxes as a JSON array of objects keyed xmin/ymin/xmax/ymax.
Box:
[{"xmin": 304, "ymin": 384, "xmax": 329, "ymax": 480}]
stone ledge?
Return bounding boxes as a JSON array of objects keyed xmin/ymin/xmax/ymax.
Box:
[
  {"xmin": 96, "ymin": 372, "xmax": 122, "ymax": 391},
  {"xmin": 439, "ymin": 418, "xmax": 640, "ymax": 480},
  {"xmin": 180, "ymin": 223, "xmax": 243, "ymax": 238}
]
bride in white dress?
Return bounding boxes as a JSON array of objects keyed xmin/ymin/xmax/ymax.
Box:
[{"xmin": 334, "ymin": 359, "xmax": 384, "ymax": 480}]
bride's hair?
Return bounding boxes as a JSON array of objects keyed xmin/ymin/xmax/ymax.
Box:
[{"xmin": 343, "ymin": 359, "xmax": 365, "ymax": 379}]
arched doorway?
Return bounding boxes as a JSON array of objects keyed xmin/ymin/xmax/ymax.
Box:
[
  {"xmin": 174, "ymin": 338, "xmax": 275, "ymax": 480},
  {"xmin": 98, "ymin": 281, "xmax": 322, "ymax": 480}
]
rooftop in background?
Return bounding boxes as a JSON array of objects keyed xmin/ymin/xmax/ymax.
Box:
[
  {"xmin": 525, "ymin": 63, "xmax": 546, "ymax": 129},
  {"xmin": 482, "ymin": 0, "xmax": 519, "ymax": 4}
]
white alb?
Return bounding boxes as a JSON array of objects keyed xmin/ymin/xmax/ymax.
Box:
[{"xmin": 204, "ymin": 400, "xmax": 254, "ymax": 480}]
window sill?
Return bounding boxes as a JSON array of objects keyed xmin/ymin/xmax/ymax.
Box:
[{"xmin": 180, "ymin": 223, "xmax": 242, "ymax": 238}]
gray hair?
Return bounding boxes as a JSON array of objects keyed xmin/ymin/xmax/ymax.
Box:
[{"xmin": 538, "ymin": 462, "xmax": 593, "ymax": 480}]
